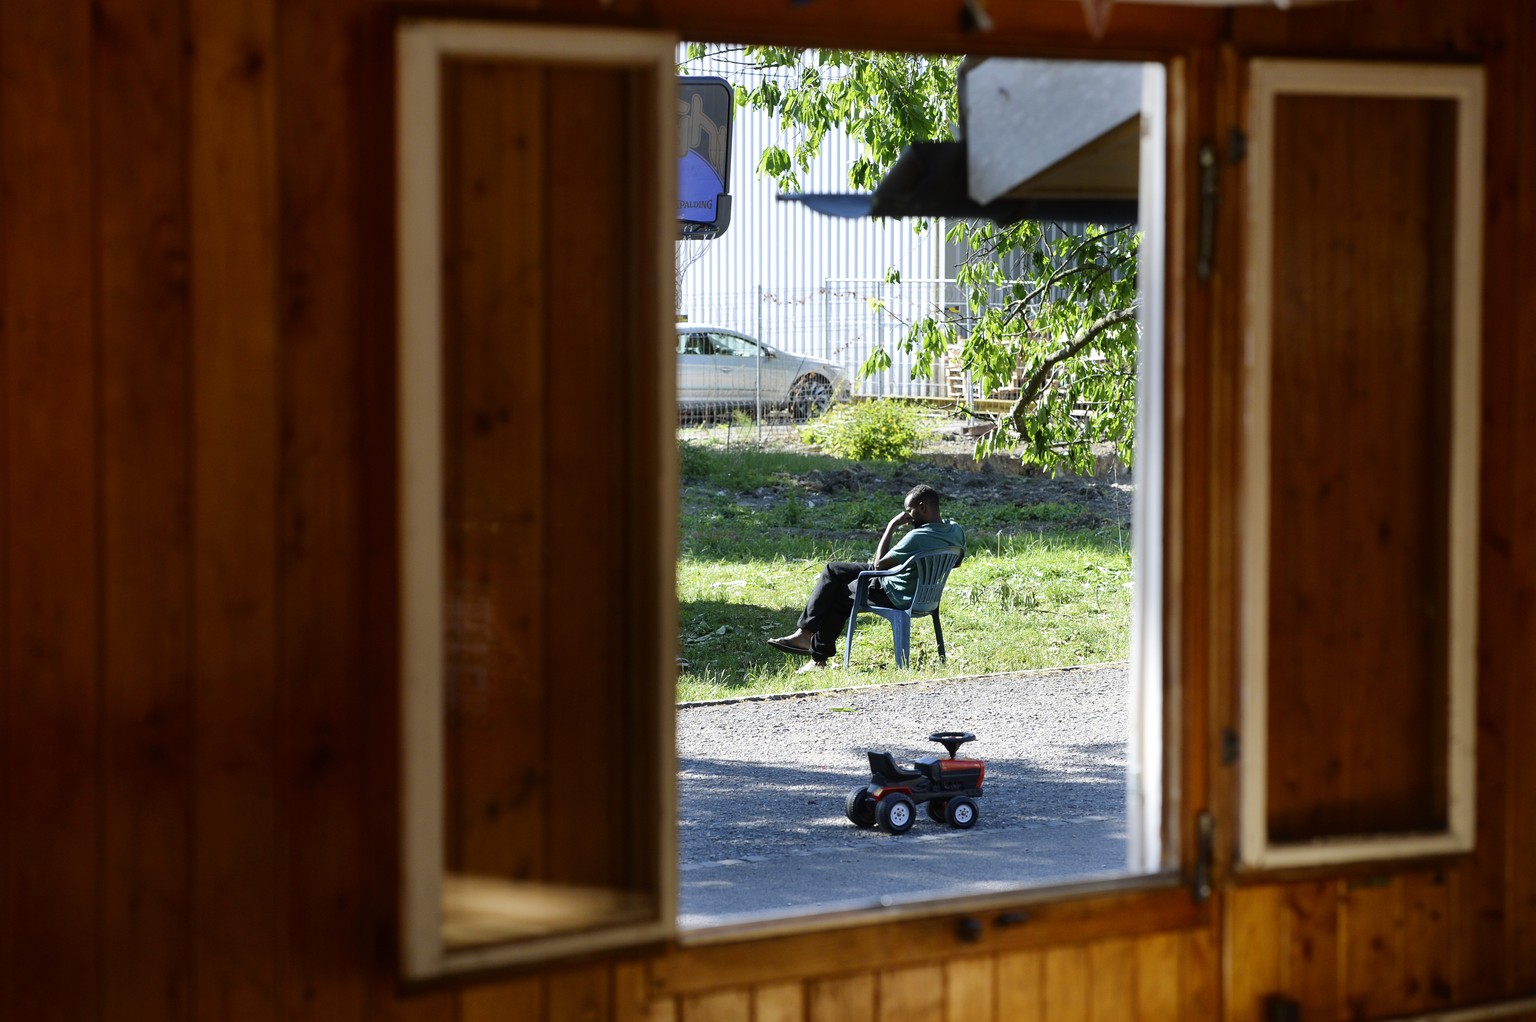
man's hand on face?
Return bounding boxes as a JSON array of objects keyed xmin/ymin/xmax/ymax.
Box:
[{"xmin": 889, "ymin": 511, "xmax": 912, "ymax": 530}]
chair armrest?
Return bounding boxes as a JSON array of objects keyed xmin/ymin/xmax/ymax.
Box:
[
  {"xmin": 855, "ymin": 557, "xmax": 915, "ymax": 584},
  {"xmin": 854, "ymin": 546, "xmax": 961, "ymax": 584}
]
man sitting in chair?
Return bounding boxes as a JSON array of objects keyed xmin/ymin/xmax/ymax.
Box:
[{"xmin": 768, "ymin": 484, "xmax": 964, "ymax": 670}]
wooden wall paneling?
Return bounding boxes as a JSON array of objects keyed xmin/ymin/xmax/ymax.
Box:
[
  {"xmin": 352, "ymin": 7, "xmax": 449, "ymax": 1020},
  {"xmin": 751, "ymin": 981, "xmax": 805, "ymax": 1022},
  {"xmin": 1399, "ymin": 871, "xmax": 1455, "ymax": 1011},
  {"xmin": 0, "ymin": 194, "xmax": 6, "ymax": 1022},
  {"xmin": 462, "ymin": 975, "xmax": 544, "ymax": 1021},
  {"xmin": 944, "ymin": 956, "xmax": 994, "ymax": 1021},
  {"xmin": 1225, "ymin": 886, "xmax": 1284, "ymax": 1022},
  {"xmin": 1241, "ymin": 0, "xmax": 1484, "ymax": 55},
  {"xmin": 0, "ymin": 45, "xmax": 7, "ymax": 1005},
  {"xmin": 645, "ymin": 0, "xmax": 1220, "ymax": 59},
  {"xmin": 1261, "ymin": 132, "xmax": 1346, "ymax": 835},
  {"xmin": 1181, "ymin": 923, "xmax": 1220, "ymax": 1021},
  {"xmin": 1133, "ymin": 931, "xmax": 1183, "ymax": 1021},
  {"xmin": 614, "ymin": 961, "xmax": 658, "ymax": 1022},
  {"xmin": 1341, "ymin": 878, "xmax": 1407, "ymax": 1020},
  {"xmin": 189, "ymin": 0, "xmax": 281, "ymax": 1013},
  {"xmin": 1041, "ymin": 945, "xmax": 1090, "ymax": 1022},
  {"xmin": 1264, "ymin": 89, "xmax": 1454, "ymax": 842},
  {"xmin": 0, "ymin": 0, "xmax": 99, "ymax": 1018},
  {"xmin": 1164, "ymin": 46, "xmax": 1212, "ymax": 889},
  {"xmin": 1512, "ymin": 0, "xmax": 1536, "ymax": 992},
  {"xmin": 95, "ymin": 0, "xmax": 193, "ymax": 1015},
  {"xmin": 441, "ymin": 59, "xmax": 550, "ymax": 879},
  {"xmin": 875, "ymin": 965, "xmax": 944, "ymax": 1020},
  {"xmin": 277, "ymin": 0, "xmax": 371, "ymax": 1016},
  {"xmin": 807, "ymin": 973, "xmax": 874, "ymax": 1022},
  {"xmin": 547, "ymin": 963, "xmax": 612, "ymax": 1022},
  {"xmin": 1086, "ymin": 938, "xmax": 1138, "ymax": 1021},
  {"xmin": 652, "ymin": 886, "xmax": 1203, "ymax": 996},
  {"xmin": 1279, "ymin": 881, "xmax": 1339, "ymax": 1015},
  {"xmin": 540, "ymin": 65, "xmax": 643, "ymax": 890},
  {"xmin": 679, "ymin": 988, "xmax": 751, "ymax": 1022},
  {"xmin": 995, "ymin": 949, "xmax": 1043, "ymax": 1022},
  {"xmin": 1207, "ymin": 42, "xmax": 1244, "ymax": 890},
  {"xmin": 1455, "ymin": 0, "xmax": 1523, "ymax": 1005}
]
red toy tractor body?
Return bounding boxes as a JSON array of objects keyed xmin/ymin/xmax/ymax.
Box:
[{"xmin": 844, "ymin": 731, "xmax": 985, "ymax": 834}]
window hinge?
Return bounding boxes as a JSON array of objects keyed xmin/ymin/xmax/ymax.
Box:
[
  {"xmin": 1221, "ymin": 727, "xmax": 1240, "ymax": 766},
  {"xmin": 1193, "ymin": 810, "xmax": 1214, "ymax": 903},
  {"xmin": 1196, "ymin": 142, "xmax": 1219, "ymax": 282},
  {"xmin": 1228, "ymin": 126, "xmax": 1248, "ymax": 164}
]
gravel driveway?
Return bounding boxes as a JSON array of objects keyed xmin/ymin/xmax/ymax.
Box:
[{"xmin": 677, "ymin": 663, "xmax": 1132, "ymax": 928}]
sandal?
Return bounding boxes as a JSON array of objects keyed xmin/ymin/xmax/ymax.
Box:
[{"xmin": 767, "ymin": 636, "xmax": 815, "ymax": 657}]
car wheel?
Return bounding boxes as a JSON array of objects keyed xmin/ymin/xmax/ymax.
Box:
[
  {"xmin": 845, "ymin": 787, "xmax": 877, "ymax": 828},
  {"xmin": 946, "ymin": 796, "xmax": 978, "ymax": 829},
  {"xmin": 788, "ymin": 374, "xmax": 834, "ymax": 420},
  {"xmin": 876, "ymin": 793, "xmax": 916, "ymax": 835},
  {"xmin": 925, "ymin": 799, "xmax": 950, "ymax": 824}
]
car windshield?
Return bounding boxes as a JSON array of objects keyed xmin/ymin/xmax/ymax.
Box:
[{"xmin": 708, "ymin": 332, "xmax": 758, "ymax": 358}]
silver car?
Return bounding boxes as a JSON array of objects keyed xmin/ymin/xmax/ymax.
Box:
[{"xmin": 677, "ymin": 324, "xmax": 851, "ymax": 420}]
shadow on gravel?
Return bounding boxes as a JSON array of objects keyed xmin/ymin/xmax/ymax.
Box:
[{"xmin": 677, "ymin": 744, "xmax": 1128, "ymax": 925}]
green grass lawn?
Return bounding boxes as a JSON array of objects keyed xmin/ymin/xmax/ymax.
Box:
[{"xmin": 677, "ymin": 441, "xmax": 1132, "ymax": 702}]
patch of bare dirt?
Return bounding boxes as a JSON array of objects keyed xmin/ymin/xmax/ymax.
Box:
[{"xmin": 709, "ymin": 419, "xmax": 1134, "ymax": 530}]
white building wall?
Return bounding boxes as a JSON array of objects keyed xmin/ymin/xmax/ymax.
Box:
[{"xmin": 676, "ymin": 50, "xmax": 954, "ymax": 398}]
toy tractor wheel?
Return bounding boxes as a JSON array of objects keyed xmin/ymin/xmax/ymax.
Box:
[
  {"xmin": 946, "ymin": 795, "xmax": 979, "ymax": 829},
  {"xmin": 925, "ymin": 799, "xmax": 950, "ymax": 824},
  {"xmin": 876, "ymin": 793, "xmax": 916, "ymax": 835},
  {"xmin": 845, "ymin": 787, "xmax": 877, "ymax": 828}
]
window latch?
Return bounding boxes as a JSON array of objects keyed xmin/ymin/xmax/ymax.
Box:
[
  {"xmin": 1196, "ymin": 143, "xmax": 1219, "ymax": 282},
  {"xmin": 1193, "ymin": 810, "xmax": 1214, "ymax": 903},
  {"xmin": 1221, "ymin": 727, "xmax": 1240, "ymax": 765}
]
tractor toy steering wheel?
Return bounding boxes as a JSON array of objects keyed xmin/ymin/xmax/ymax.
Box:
[{"xmin": 929, "ymin": 731, "xmax": 976, "ymax": 758}]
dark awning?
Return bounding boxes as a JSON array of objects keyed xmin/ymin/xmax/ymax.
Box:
[
  {"xmin": 871, "ymin": 141, "xmax": 1136, "ymax": 225},
  {"xmin": 777, "ymin": 142, "xmax": 1136, "ymax": 226}
]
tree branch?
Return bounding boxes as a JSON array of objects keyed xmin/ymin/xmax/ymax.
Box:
[
  {"xmin": 997, "ymin": 226, "xmax": 1135, "ymax": 325},
  {"xmin": 1007, "ymin": 304, "xmax": 1140, "ymax": 431}
]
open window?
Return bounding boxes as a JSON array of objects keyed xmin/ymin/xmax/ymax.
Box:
[
  {"xmin": 1237, "ymin": 59, "xmax": 1484, "ymax": 869},
  {"xmin": 397, "ymin": 17, "xmax": 1198, "ymax": 981},
  {"xmin": 671, "ymin": 49, "xmax": 1173, "ymax": 926}
]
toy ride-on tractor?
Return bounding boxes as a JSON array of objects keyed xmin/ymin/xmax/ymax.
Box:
[{"xmin": 844, "ymin": 731, "xmax": 985, "ymax": 835}]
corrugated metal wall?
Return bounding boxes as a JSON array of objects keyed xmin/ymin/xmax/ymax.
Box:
[{"xmin": 676, "ymin": 47, "xmax": 952, "ymax": 398}]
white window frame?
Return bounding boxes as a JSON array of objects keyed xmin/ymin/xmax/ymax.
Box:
[
  {"xmin": 1128, "ymin": 60, "xmax": 1170, "ymax": 876},
  {"xmin": 1238, "ymin": 59, "xmax": 1484, "ymax": 870},
  {"xmin": 396, "ymin": 19, "xmax": 678, "ymax": 980}
]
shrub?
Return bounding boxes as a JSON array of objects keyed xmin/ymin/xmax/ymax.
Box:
[
  {"xmin": 678, "ymin": 439, "xmax": 710, "ymax": 481},
  {"xmin": 799, "ymin": 399, "xmax": 932, "ymax": 461}
]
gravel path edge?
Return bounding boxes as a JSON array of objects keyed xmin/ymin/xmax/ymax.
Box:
[{"xmin": 677, "ymin": 659, "xmax": 1131, "ymax": 709}]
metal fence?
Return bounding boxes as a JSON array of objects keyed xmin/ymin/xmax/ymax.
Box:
[
  {"xmin": 675, "ymin": 279, "xmax": 959, "ymax": 429},
  {"xmin": 676, "ymin": 276, "xmax": 1047, "ymax": 431}
]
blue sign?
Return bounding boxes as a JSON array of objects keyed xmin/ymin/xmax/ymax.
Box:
[{"xmin": 678, "ymin": 76, "xmax": 733, "ymax": 240}]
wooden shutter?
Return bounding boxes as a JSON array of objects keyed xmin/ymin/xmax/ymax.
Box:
[
  {"xmin": 1237, "ymin": 59, "xmax": 1484, "ymax": 869},
  {"xmin": 397, "ymin": 20, "xmax": 677, "ymax": 978}
]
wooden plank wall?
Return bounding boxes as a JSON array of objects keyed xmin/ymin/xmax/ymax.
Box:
[
  {"xmin": 1263, "ymin": 91, "xmax": 1454, "ymax": 841},
  {"xmin": 0, "ymin": 1, "xmax": 1532, "ymax": 1021},
  {"xmin": 441, "ymin": 55, "xmax": 663, "ymax": 892}
]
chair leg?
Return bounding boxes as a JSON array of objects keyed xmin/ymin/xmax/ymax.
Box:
[
  {"xmin": 844, "ymin": 599, "xmax": 861, "ymax": 668},
  {"xmin": 892, "ymin": 615, "xmax": 911, "ymax": 669},
  {"xmin": 932, "ymin": 611, "xmax": 946, "ymax": 662}
]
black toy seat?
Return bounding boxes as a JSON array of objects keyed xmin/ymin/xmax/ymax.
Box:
[{"xmin": 867, "ymin": 751, "xmax": 923, "ymax": 781}]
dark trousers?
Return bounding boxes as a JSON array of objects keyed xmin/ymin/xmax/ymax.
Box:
[{"xmin": 796, "ymin": 561, "xmax": 894, "ymax": 661}]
